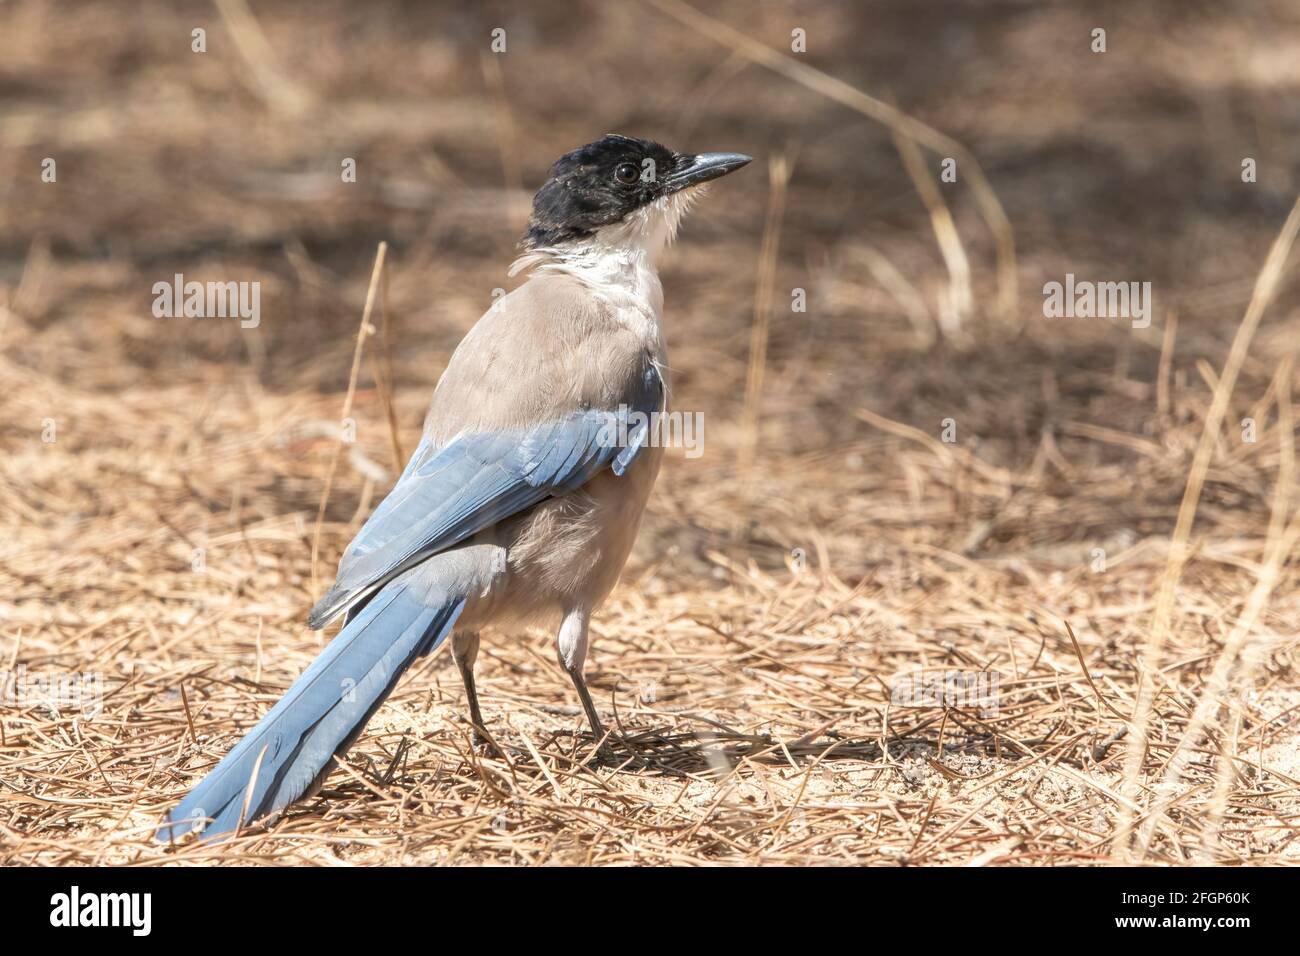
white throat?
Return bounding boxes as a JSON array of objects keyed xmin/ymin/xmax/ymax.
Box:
[{"xmin": 509, "ymin": 188, "xmax": 704, "ymax": 345}]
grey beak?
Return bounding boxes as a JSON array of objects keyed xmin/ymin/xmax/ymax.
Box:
[{"xmin": 665, "ymin": 151, "xmax": 753, "ymax": 191}]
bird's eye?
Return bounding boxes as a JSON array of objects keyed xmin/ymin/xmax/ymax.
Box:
[{"xmin": 614, "ymin": 162, "xmax": 640, "ymax": 185}]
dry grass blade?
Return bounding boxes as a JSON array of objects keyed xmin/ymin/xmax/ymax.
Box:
[
  {"xmin": 309, "ymin": 242, "xmax": 389, "ymax": 597},
  {"xmin": 1120, "ymin": 194, "xmax": 1300, "ymax": 855},
  {"xmin": 893, "ymin": 130, "xmax": 972, "ymax": 337},
  {"xmin": 737, "ymin": 155, "xmax": 791, "ymax": 501},
  {"xmin": 1136, "ymin": 355, "xmax": 1299, "ymax": 859},
  {"xmin": 212, "ymin": 0, "xmax": 311, "ymax": 116}
]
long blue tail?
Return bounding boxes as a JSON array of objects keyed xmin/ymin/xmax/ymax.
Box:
[{"xmin": 159, "ymin": 580, "xmax": 464, "ymax": 841}]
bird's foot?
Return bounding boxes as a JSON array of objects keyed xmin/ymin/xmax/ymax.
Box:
[
  {"xmin": 469, "ymin": 727, "xmax": 501, "ymax": 758},
  {"xmin": 583, "ymin": 725, "xmax": 621, "ymax": 760}
]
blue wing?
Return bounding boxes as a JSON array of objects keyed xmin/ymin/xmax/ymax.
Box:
[{"xmin": 308, "ymin": 364, "xmax": 663, "ymax": 628}]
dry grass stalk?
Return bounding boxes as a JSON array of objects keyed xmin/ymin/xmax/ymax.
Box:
[
  {"xmin": 892, "ymin": 130, "xmax": 973, "ymax": 338},
  {"xmin": 737, "ymin": 155, "xmax": 791, "ymax": 500},
  {"xmin": 309, "ymin": 242, "xmax": 389, "ymax": 598},
  {"xmin": 1119, "ymin": 195, "xmax": 1300, "ymax": 855},
  {"xmin": 480, "ymin": 51, "xmax": 529, "ymax": 234},
  {"xmin": 213, "ymin": 0, "xmax": 311, "ymax": 116}
]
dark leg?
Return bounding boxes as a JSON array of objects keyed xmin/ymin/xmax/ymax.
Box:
[
  {"xmin": 556, "ymin": 608, "xmax": 606, "ymax": 740},
  {"xmin": 567, "ymin": 666, "xmax": 607, "ymax": 741},
  {"xmin": 451, "ymin": 630, "xmax": 490, "ymax": 748}
]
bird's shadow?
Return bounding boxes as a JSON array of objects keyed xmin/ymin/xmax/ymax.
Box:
[
  {"xmin": 335, "ymin": 712, "xmax": 1037, "ymax": 805},
  {"xmin": 534, "ymin": 717, "xmax": 1017, "ymax": 780},
  {"xmin": 546, "ymin": 724, "xmax": 883, "ymax": 778}
]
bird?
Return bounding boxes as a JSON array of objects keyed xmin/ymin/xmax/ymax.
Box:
[{"xmin": 159, "ymin": 134, "xmax": 751, "ymax": 840}]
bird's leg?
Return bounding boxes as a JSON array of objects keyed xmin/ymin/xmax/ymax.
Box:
[
  {"xmin": 556, "ymin": 607, "xmax": 607, "ymax": 742},
  {"xmin": 451, "ymin": 629, "xmax": 492, "ymax": 750}
]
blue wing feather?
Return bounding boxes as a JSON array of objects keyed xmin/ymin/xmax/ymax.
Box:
[{"xmin": 308, "ymin": 367, "xmax": 663, "ymax": 628}]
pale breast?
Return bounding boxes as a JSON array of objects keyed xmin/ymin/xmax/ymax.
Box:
[{"xmin": 435, "ymin": 270, "xmax": 669, "ymax": 631}]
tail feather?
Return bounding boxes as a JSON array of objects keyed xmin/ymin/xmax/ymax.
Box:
[{"xmin": 159, "ymin": 580, "xmax": 464, "ymax": 841}]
